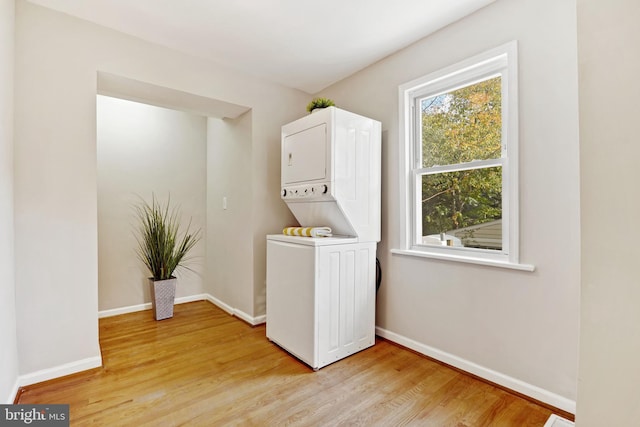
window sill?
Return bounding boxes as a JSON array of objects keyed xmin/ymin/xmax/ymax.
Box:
[{"xmin": 390, "ymin": 249, "xmax": 535, "ymax": 272}]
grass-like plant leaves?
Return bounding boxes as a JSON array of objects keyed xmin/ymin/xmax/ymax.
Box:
[
  {"xmin": 134, "ymin": 195, "xmax": 201, "ymax": 281},
  {"xmin": 306, "ymin": 97, "xmax": 335, "ymax": 113}
]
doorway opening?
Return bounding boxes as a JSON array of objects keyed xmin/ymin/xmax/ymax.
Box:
[{"xmin": 96, "ymin": 72, "xmax": 251, "ymax": 317}]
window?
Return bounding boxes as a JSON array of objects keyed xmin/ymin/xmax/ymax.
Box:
[{"xmin": 396, "ymin": 41, "xmax": 530, "ymax": 270}]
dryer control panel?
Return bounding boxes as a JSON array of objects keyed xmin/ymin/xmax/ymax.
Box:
[{"xmin": 281, "ymin": 183, "xmax": 332, "ymax": 200}]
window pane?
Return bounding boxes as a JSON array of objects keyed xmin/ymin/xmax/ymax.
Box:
[
  {"xmin": 420, "ymin": 167, "xmax": 502, "ymax": 250},
  {"xmin": 421, "ymin": 77, "xmax": 502, "ymax": 168}
]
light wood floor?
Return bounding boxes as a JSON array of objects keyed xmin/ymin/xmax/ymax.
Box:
[{"xmin": 17, "ymin": 301, "xmax": 567, "ymax": 426}]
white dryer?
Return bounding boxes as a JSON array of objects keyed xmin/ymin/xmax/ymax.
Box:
[{"xmin": 266, "ymin": 107, "xmax": 381, "ymax": 370}]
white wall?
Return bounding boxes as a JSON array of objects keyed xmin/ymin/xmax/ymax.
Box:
[
  {"xmin": 13, "ymin": 0, "xmax": 306, "ymax": 378},
  {"xmin": 0, "ymin": 0, "xmax": 19, "ymax": 403},
  {"xmin": 206, "ymin": 113, "xmax": 255, "ymax": 318},
  {"xmin": 320, "ymin": 0, "xmax": 580, "ymax": 411},
  {"xmin": 97, "ymin": 96, "xmax": 207, "ymax": 311},
  {"xmin": 576, "ymin": 0, "xmax": 640, "ymax": 425}
]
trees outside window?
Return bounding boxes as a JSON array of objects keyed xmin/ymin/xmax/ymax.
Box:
[{"xmin": 420, "ymin": 76, "xmax": 503, "ymax": 250}]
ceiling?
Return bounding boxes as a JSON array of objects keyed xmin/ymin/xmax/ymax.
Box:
[{"xmin": 27, "ymin": 0, "xmax": 494, "ymax": 94}]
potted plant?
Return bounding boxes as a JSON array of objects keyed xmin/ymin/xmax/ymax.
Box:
[
  {"xmin": 306, "ymin": 97, "xmax": 335, "ymax": 113},
  {"xmin": 134, "ymin": 195, "xmax": 201, "ymax": 320}
]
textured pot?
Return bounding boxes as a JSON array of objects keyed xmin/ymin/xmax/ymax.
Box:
[{"xmin": 149, "ymin": 277, "xmax": 177, "ymax": 320}]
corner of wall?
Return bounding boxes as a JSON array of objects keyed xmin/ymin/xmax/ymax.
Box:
[{"xmin": 0, "ymin": 0, "xmax": 19, "ymax": 406}]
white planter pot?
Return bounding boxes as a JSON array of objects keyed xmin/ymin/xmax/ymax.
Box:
[{"xmin": 149, "ymin": 277, "xmax": 177, "ymax": 320}]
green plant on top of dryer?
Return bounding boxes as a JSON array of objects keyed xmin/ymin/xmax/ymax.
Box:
[{"xmin": 306, "ymin": 97, "xmax": 335, "ymax": 113}]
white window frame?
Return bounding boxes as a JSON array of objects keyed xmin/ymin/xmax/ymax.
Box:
[{"xmin": 393, "ymin": 41, "xmax": 534, "ymax": 271}]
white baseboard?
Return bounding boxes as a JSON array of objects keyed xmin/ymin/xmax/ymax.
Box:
[
  {"xmin": 205, "ymin": 294, "xmax": 266, "ymax": 326},
  {"xmin": 98, "ymin": 302, "xmax": 152, "ymax": 318},
  {"xmin": 234, "ymin": 310, "xmax": 266, "ymax": 326},
  {"xmin": 98, "ymin": 294, "xmax": 211, "ymax": 318},
  {"xmin": 4, "ymin": 378, "xmax": 20, "ymax": 404},
  {"xmin": 375, "ymin": 327, "xmax": 576, "ymax": 415},
  {"xmin": 17, "ymin": 356, "xmax": 103, "ymax": 388},
  {"xmin": 252, "ymin": 314, "xmax": 266, "ymax": 325},
  {"xmin": 176, "ymin": 294, "xmax": 210, "ymax": 304},
  {"xmin": 99, "ymin": 293, "xmax": 267, "ymax": 326},
  {"xmin": 204, "ymin": 294, "xmax": 234, "ymax": 315}
]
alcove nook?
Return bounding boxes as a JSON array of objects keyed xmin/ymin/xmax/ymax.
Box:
[{"xmin": 96, "ymin": 72, "xmax": 252, "ymax": 317}]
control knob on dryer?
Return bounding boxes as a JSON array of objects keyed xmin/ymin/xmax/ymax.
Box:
[
  {"xmin": 281, "ymin": 189, "xmax": 287, "ymax": 197},
  {"xmin": 322, "ymin": 184, "xmax": 328, "ymax": 194}
]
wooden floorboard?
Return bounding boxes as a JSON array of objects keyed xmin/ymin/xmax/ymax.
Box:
[{"xmin": 17, "ymin": 301, "xmax": 564, "ymax": 426}]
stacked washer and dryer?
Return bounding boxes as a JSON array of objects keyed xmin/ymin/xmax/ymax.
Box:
[{"xmin": 266, "ymin": 107, "xmax": 381, "ymax": 370}]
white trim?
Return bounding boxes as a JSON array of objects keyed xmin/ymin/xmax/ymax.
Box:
[
  {"xmin": 98, "ymin": 302, "xmax": 152, "ymax": 318},
  {"xmin": 391, "ymin": 248, "xmax": 535, "ymax": 271},
  {"xmin": 399, "ymin": 81, "xmax": 413, "ymax": 250},
  {"xmin": 401, "ymin": 47, "xmax": 509, "ymax": 97},
  {"xmin": 544, "ymin": 414, "xmax": 575, "ymax": 427},
  {"xmin": 17, "ymin": 356, "xmax": 103, "ymax": 388},
  {"xmin": 375, "ymin": 326, "xmax": 575, "ymax": 414},
  {"xmin": 99, "ymin": 293, "xmax": 267, "ymax": 326},
  {"xmin": 175, "ymin": 294, "xmax": 210, "ymax": 305},
  {"xmin": 234, "ymin": 310, "xmax": 266, "ymax": 326},
  {"xmin": 5, "ymin": 379, "xmax": 20, "ymax": 404},
  {"xmin": 204, "ymin": 293, "xmax": 234, "ymax": 315},
  {"xmin": 504, "ymin": 40, "xmax": 520, "ymax": 264},
  {"xmin": 252, "ymin": 315, "xmax": 267, "ymax": 325},
  {"xmin": 416, "ymin": 158, "xmax": 504, "ymax": 175},
  {"xmin": 205, "ymin": 294, "xmax": 266, "ymax": 326},
  {"xmin": 98, "ymin": 294, "xmax": 209, "ymax": 318}
]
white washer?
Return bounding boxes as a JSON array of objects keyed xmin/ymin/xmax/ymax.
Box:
[
  {"xmin": 266, "ymin": 234, "xmax": 376, "ymax": 370},
  {"xmin": 267, "ymin": 107, "xmax": 381, "ymax": 370}
]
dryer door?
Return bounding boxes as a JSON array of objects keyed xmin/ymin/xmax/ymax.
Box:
[{"xmin": 282, "ymin": 123, "xmax": 327, "ymax": 185}]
